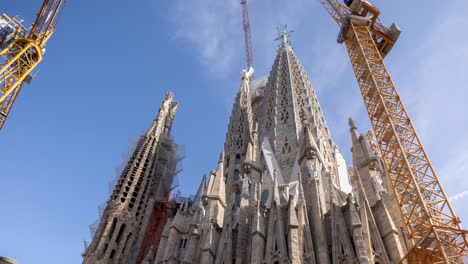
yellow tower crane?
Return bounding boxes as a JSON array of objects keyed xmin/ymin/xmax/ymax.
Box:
[
  {"xmin": 0, "ymin": 0, "xmax": 66, "ymax": 130},
  {"xmin": 319, "ymin": 0, "xmax": 468, "ymax": 263}
]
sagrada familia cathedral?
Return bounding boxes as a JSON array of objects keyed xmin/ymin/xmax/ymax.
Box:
[{"xmin": 82, "ymin": 34, "xmax": 409, "ymax": 263}]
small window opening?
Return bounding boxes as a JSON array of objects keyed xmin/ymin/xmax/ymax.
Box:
[
  {"xmin": 109, "ymin": 249, "xmax": 116, "ymax": 259},
  {"xmin": 108, "ymin": 218, "xmax": 117, "ymax": 240},
  {"xmin": 233, "ymin": 170, "xmax": 240, "ymax": 181},
  {"xmin": 115, "ymin": 223, "xmax": 126, "ymax": 244}
]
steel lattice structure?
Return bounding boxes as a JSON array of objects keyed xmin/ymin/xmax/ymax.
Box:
[
  {"xmin": 0, "ymin": 0, "xmax": 65, "ymax": 130},
  {"xmin": 240, "ymin": 0, "xmax": 254, "ymax": 74},
  {"xmin": 319, "ymin": 0, "xmax": 468, "ymax": 263}
]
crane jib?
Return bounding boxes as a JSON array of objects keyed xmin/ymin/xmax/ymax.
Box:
[{"xmin": 0, "ymin": 0, "xmax": 65, "ymax": 130}]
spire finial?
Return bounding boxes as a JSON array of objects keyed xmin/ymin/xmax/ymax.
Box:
[
  {"xmin": 275, "ymin": 25, "xmax": 294, "ymax": 44},
  {"xmin": 161, "ymin": 92, "xmax": 174, "ymax": 112},
  {"xmin": 241, "ymin": 67, "xmax": 254, "ymax": 83},
  {"xmin": 348, "ymin": 117, "xmax": 356, "ymax": 129},
  {"xmin": 218, "ymin": 151, "xmax": 224, "ymax": 164}
]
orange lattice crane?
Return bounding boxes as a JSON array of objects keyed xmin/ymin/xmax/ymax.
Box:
[
  {"xmin": 0, "ymin": 0, "xmax": 66, "ymax": 130},
  {"xmin": 318, "ymin": 0, "xmax": 468, "ymax": 263}
]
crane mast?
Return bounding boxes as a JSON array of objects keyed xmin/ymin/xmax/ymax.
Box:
[
  {"xmin": 318, "ymin": 0, "xmax": 468, "ymax": 263},
  {"xmin": 240, "ymin": 0, "xmax": 254, "ymax": 77},
  {"xmin": 0, "ymin": 0, "xmax": 65, "ymax": 130}
]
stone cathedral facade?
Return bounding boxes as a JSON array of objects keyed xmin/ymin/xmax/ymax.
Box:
[
  {"xmin": 153, "ymin": 39, "xmax": 409, "ymax": 264},
  {"xmin": 83, "ymin": 38, "xmax": 409, "ymax": 264}
]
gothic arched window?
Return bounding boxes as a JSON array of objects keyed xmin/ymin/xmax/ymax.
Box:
[
  {"xmin": 233, "ymin": 170, "xmax": 240, "ymax": 181},
  {"xmin": 261, "ymin": 190, "xmax": 269, "ymax": 205},
  {"xmin": 116, "ymin": 223, "xmax": 126, "ymax": 244},
  {"xmin": 235, "ymin": 154, "xmax": 241, "ymax": 164}
]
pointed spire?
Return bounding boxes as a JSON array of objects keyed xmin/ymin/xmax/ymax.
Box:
[
  {"xmin": 241, "ymin": 67, "xmax": 254, "ymax": 87},
  {"xmin": 349, "ymin": 117, "xmax": 360, "ymax": 144},
  {"xmin": 192, "ymin": 174, "xmax": 206, "ymax": 209},
  {"xmin": 299, "ymin": 112, "xmax": 320, "ymax": 162},
  {"xmin": 206, "ymin": 152, "xmax": 226, "ymax": 206},
  {"xmin": 147, "ymin": 92, "xmax": 177, "ymax": 137},
  {"xmin": 225, "ymin": 67, "xmax": 255, "ymax": 154}
]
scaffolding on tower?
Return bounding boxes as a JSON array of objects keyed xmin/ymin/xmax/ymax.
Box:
[
  {"xmin": 84, "ymin": 133, "xmax": 185, "ymax": 264},
  {"xmin": 135, "ymin": 134, "xmax": 185, "ymax": 264}
]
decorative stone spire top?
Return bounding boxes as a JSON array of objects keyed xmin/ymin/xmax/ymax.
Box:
[
  {"xmin": 241, "ymin": 66, "xmax": 254, "ymax": 85},
  {"xmin": 147, "ymin": 92, "xmax": 177, "ymax": 137},
  {"xmin": 205, "ymin": 151, "xmax": 226, "ymax": 207},
  {"xmin": 348, "ymin": 117, "xmax": 356, "ymax": 129},
  {"xmin": 192, "ymin": 174, "xmax": 207, "ymax": 209},
  {"xmin": 275, "ymin": 25, "xmax": 294, "ymax": 44},
  {"xmin": 348, "ymin": 117, "xmax": 360, "ymax": 143}
]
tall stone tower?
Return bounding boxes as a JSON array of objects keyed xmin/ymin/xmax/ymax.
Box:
[
  {"xmin": 153, "ymin": 35, "xmax": 407, "ymax": 263},
  {"xmin": 82, "ymin": 93, "xmax": 180, "ymax": 264},
  {"xmin": 348, "ymin": 119, "xmax": 408, "ymax": 262}
]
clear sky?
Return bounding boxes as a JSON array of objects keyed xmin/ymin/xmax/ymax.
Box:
[{"xmin": 1, "ymin": 0, "xmax": 467, "ymax": 263}]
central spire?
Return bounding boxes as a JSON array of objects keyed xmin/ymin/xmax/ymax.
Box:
[{"xmin": 260, "ymin": 30, "xmax": 337, "ymax": 182}]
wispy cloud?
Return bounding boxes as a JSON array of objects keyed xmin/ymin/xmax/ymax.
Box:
[
  {"xmin": 400, "ymin": 1, "xmax": 468, "ymax": 216},
  {"xmin": 439, "ymin": 146, "xmax": 468, "ymax": 198},
  {"xmin": 168, "ymin": 0, "xmax": 320, "ymax": 79},
  {"xmin": 169, "ymin": 0, "xmax": 242, "ymax": 77},
  {"xmin": 450, "ymin": 190, "xmax": 468, "ymax": 203}
]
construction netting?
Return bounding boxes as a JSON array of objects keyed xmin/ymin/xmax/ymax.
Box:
[
  {"xmin": 153, "ymin": 134, "xmax": 184, "ymax": 202},
  {"xmin": 83, "ymin": 133, "xmax": 184, "ymax": 251}
]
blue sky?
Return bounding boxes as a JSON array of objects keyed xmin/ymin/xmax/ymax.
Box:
[{"xmin": 1, "ymin": 0, "xmax": 467, "ymax": 263}]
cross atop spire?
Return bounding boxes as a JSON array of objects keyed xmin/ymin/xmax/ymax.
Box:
[{"xmin": 275, "ymin": 25, "xmax": 294, "ymax": 44}]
